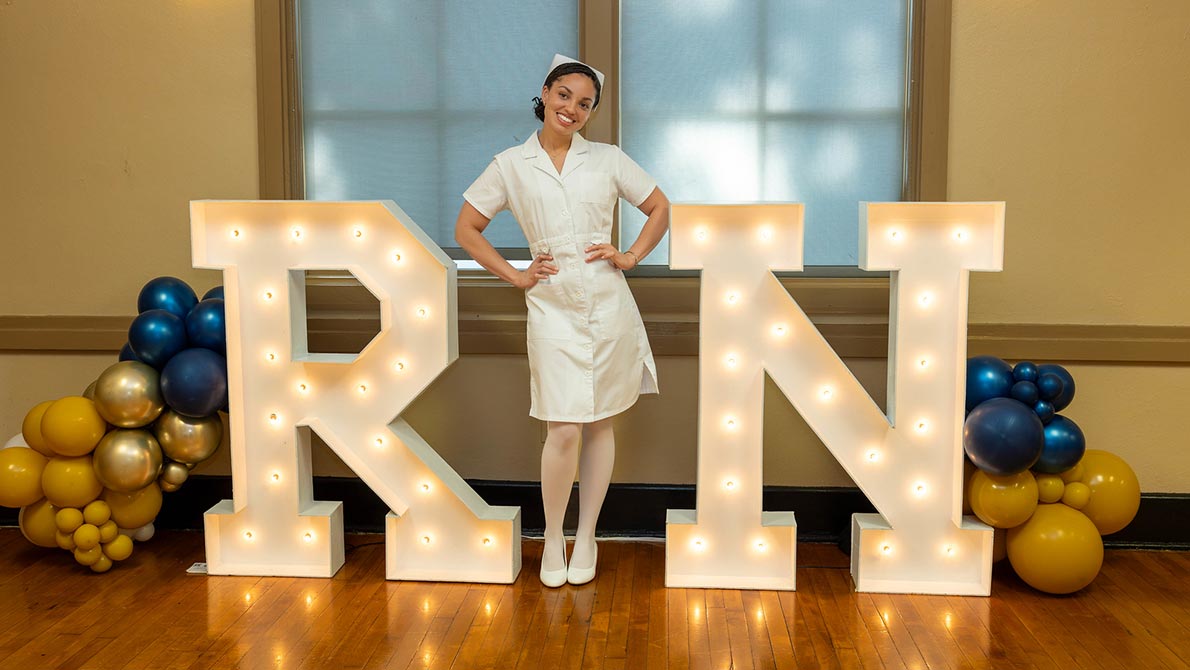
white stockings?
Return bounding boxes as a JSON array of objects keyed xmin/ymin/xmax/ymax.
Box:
[{"xmin": 540, "ymin": 418, "xmax": 616, "ymax": 573}]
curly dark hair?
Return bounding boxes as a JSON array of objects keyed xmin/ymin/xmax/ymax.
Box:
[{"xmin": 532, "ymin": 62, "xmax": 602, "ymax": 121}]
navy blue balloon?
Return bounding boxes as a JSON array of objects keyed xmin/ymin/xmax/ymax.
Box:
[
  {"xmin": 1010, "ymin": 380, "xmax": 1040, "ymax": 406},
  {"xmin": 1037, "ymin": 364, "xmax": 1076, "ymax": 412},
  {"xmin": 160, "ymin": 348, "xmax": 228, "ymax": 418},
  {"xmin": 1033, "ymin": 415, "xmax": 1086, "ymax": 474},
  {"xmin": 137, "ymin": 276, "xmax": 199, "ymax": 320},
  {"xmin": 1037, "ymin": 372, "xmax": 1065, "ymax": 402},
  {"xmin": 128, "ymin": 309, "xmax": 188, "ymax": 369},
  {"xmin": 966, "ymin": 356, "xmax": 1014, "ymax": 412},
  {"xmin": 1033, "ymin": 400, "xmax": 1055, "ymax": 425},
  {"xmin": 963, "ymin": 398, "xmax": 1045, "ymax": 475},
  {"xmin": 186, "ymin": 298, "xmax": 226, "ymax": 353},
  {"xmin": 202, "ymin": 286, "xmax": 225, "ymax": 301},
  {"xmin": 1012, "ymin": 361, "xmax": 1039, "ymax": 383},
  {"xmin": 118, "ymin": 342, "xmax": 140, "ymax": 362}
]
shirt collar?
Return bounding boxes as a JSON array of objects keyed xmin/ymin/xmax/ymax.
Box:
[{"xmin": 522, "ymin": 130, "xmax": 589, "ymax": 159}]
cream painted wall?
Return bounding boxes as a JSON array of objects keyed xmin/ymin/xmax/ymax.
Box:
[
  {"xmin": 1, "ymin": 1, "xmax": 1186, "ymax": 496},
  {"xmin": 0, "ymin": 1, "xmax": 255, "ymax": 315},
  {"xmin": 951, "ymin": 0, "xmax": 1190, "ymax": 327}
]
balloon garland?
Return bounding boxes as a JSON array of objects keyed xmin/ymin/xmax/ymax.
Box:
[
  {"xmin": 0, "ymin": 277, "xmax": 227, "ymax": 572},
  {"xmin": 963, "ymin": 356, "xmax": 1141, "ymax": 594}
]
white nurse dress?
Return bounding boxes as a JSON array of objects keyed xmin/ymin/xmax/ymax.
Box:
[{"xmin": 463, "ymin": 131, "xmax": 659, "ymax": 423}]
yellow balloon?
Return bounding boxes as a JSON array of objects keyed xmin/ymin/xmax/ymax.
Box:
[
  {"xmin": 41, "ymin": 456, "xmax": 103, "ymax": 508},
  {"xmin": 968, "ymin": 470, "xmax": 1039, "ymax": 529},
  {"xmin": 19, "ymin": 498, "xmax": 59, "ymax": 548},
  {"xmin": 55, "ymin": 507, "xmax": 85, "ymax": 533},
  {"xmin": 98, "ymin": 520, "xmax": 119, "ymax": 543},
  {"xmin": 41, "ymin": 396, "xmax": 108, "ymax": 457},
  {"xmin": 83, "ymin": 500, "xmax": 112, "ymax": 526},
  {"xmin": 21, "ymin": 400, "xmax": 56, "ymax": 457},
  {"xmin": 1060, "ymin": 462, "xmax": 1085, "ymax": 484},
  {"xmin": 102, "ymin": 483, "xmax": 163, "ymax": 529},
  {"xmin": 992, "ymin": 528, "xmax": 1008, "ymax": 563},
  {"xmin": 73, "ymin": 523, "xmax": 101, "ymax": 550},
  {"xmin": 1062, "ymin": 482, "xmax": 1092, "ymax": 510},
  {"xmin": 90, "ymin": 555, "xmax": 114, "ymax": 573},
  {"xmin": 962, "ymin": 460, "xmax": 976, "ymax": 515},
  {"xmin": 0, "ymin": 447, "xmax": 48, "ymax": 508},
  {"xmin": 55, "ymin": 530, "xmax": 77, "ymax": 551},
  {"xmin": 74, "ymin": 545, "xmax": 103, "ymax": 566},
  {"xmin": 1035, "ymin": 474, "xmax": 1065, "ymax": 504},
  {"xmin": 1007, "ymin": 503, "xmax": 1103, "ymax": 594},
  {"xmin": 103, "ymin": 534, "xmax": 134, "ymax": 561},
  {"xmin": 1078, "ymin": 450, "xmax": 1141, "ymax": 535}
]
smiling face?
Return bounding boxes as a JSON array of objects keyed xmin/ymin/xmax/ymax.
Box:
[{"xmin": 540, "ymin": 73, "xmax": 597, "ymax": 136}]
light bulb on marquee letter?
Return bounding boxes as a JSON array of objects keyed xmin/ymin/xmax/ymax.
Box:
[
  {"xmin": 191, "ymin": 199, "xmax": 521, "ymax": 582},
  {"xmin": 667, "ymin": 201, "xmax": 1003, "ymax": 595}
]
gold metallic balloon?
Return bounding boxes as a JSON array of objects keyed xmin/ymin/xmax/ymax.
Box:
[
  {"xmin": 159, "ymin": 478, "xmax": 180, "ymax": 493},
  {"xmin": 92, "ymin": 430, "xmax": 163, "ymax": 493},
  {"xmin": 93, "ymin": 362, "xmax": 165, "ymax": 429},
  {"xmin": 160, "ymin": 461, "xmax": 189, "ymax": 488},
  {"xmin": 154, "ymin": 410, "xmax": 222, "ymax": 464},
  {"xmin": 83, "ymin": 381, "xmax": 97, "ymax": 400}
]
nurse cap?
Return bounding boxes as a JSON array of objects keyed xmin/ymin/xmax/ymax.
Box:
[{"xmin": 547, "ymin": 53, "xmax": 606, "ymax": 90}]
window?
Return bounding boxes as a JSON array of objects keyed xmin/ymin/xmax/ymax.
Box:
[
  {"xmin": 281, "ymin": 1, "xmax": 935, "ymax": 269},
  {"xmin": 298, "ymin": 0, "xmax": 579, "ymax": 252}
]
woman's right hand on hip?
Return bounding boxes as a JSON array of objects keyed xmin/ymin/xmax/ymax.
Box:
[{"xmin": 515, "ymin": 254, "xmax": 558, "ymax": 289}]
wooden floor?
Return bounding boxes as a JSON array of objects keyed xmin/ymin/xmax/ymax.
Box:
[{"xmin": 0, "ymin": 529, "xmax": 1187, "ymax": 669}]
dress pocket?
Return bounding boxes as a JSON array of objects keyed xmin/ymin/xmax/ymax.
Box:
[{"xmin": 578, "ymin": 173, "xmax": 616, "ymax": 212}]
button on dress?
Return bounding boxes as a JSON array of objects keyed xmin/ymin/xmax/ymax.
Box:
[{"xmin": 463, "ymin": 131, "xmax": 659, "ymax": 423}]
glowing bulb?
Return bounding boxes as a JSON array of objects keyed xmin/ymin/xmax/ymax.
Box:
[
  {"xmin": 771, "ymin": 323, "xmax": 788, "ymax": 338},
  {"xmin": 482, "ymin": 537, "xmax": 492, "ymax": 547},
  {"xmin": 243, "ymin": 531, "xmax": 254, "ymax": 541},
  {"xmin": 262, "ymin": 290, "xmax": 274, "ymax": 302},
  {"xmin": 391, "ymin": 250, "xmax": 403, "ymax": 264},
  {"xmin": 953, "ymin": 229, "xmax": 967, "ymax": 242},
  {"xmin": 420, "ymin": 482, "xmax": 431, "ymax": 493},
  {"xmin": 944, "ymin": 544, "xmax": 955, "ymax": 557},
  {"xmin": 357, "ymin": 383, "xmax": 368, "ymax": 395},
  {"xmin": 754, "ymin": 541, "xmax": 767, "ymax": 552},
  {"xmin": 725, "ymin": 292, "xmax": 739, "ymax": 306},
  {"xmin": 374, "ymin": 437, "xmax": 384, "ymax": 448},
  {"xmin": 757, "ymin": 226, "xmax": 773, "ymax": 242},
  {"xmin": 865, "ymin": 449, "xmax": 881, "ymax": 463},
  {"xmin": 888, "ymin": 228, "xmax": 903, "ymax": 241},
  {"xmin": 393, "ymin": 360, "xmax": 407, "ymax": 373},
  {"xmin": 296, "ymin": 382, "xmax": 309, "ymax": 395},
  {"xmin": 416, "ymin": 306, "xmax": 429, "ymax": 319},
  {"xmin": 303, "ymin": 531, "xmax": 314, "ymax": 543},
  {"xmin": 724, "ymin": 353, "xmax": 738, "ymax": 369},
  {"xmin": 695, "ymin": 227, "xmax": 709, "ymax": 242},
  {"xmin": 230, "ymin": 228, "xmax": 242, "ymax": 239},
  {"xmin": 265, "ymin": 351, "xmax": 277, "ymax": 362},
  {"xmin": 819, "ymin": 386, "xmax": 834, "ymax": 401},
  {"xmin": 290, "ymin": 226, "xmax": 303, "ymax": 241},
  {"xmin": 352, "ymin": 227, "xmax": 365, "ymax": 239},
  {"xmin": 918, "ymin": 292, "xmax": 933, "ymax": 308},
  {"xmin": 268, "ymin": 412, "xmax": 280, "ymax": 426},
  {"xmin": 421, "ymin": 535, "xmax": 432, "ymax": 545},
  {"xmin": 917, "ymin": 357, "xmax": 930, "ymax": 370},
  {"xmin": 914, "ymin": 482, "xmax": 928, "ymax": 497},
  {"xmin": 881, "ymin": 544, "xmax": 892, "ymax": 555},
  {"xmin": 723, "ymin": 479, "xmax": 736, "ymax": 491},
  {"xmin": 915, "ymin": 419, "xmax": 929, "ymax": 434},
  {"xmin": 270, "ymin": 471, "xmax": 281, "ymax": 483},
  {"xmin": 692, "ymin": 538, "xmax": 705, "ymax": 551},
  {"xmin": 723, "ymin": 415, "xmax": 738, "ymax": 431}
]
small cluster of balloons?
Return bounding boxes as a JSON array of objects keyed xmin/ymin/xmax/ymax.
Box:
[
  {"xmin": 963, "ymin": 356, "xmax": 1140, "ymax": 594},
  {"xmin": 0, "ymin": 277, "xmax": 227, "ymax": 572}
]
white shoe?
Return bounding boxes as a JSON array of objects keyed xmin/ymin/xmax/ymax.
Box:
[
  {"xmin": 540, "ymin": 538, "xmax": 568, "ymax": 588},
  {"xmin": 567, "ymin": 542, "xmax": 597, "ymax": 585}
]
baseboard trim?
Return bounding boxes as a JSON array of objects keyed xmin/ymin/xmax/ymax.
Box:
[{"xmin": 2, "ymin": 477, "xmax": 1184, "ymax": 550}]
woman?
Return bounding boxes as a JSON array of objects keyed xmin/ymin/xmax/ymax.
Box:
[{"xmin": 455, "ymin": 55, "xmax": 670, "ymax": 587}]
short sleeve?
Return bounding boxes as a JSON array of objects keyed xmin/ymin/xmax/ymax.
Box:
[
  {"xmin": 614, "ymin": 146, "xmax": 658, "ymax": 207},
  {"xmin": 462, "ymin": 159, "xmax": 508, "ymax": 219}
]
